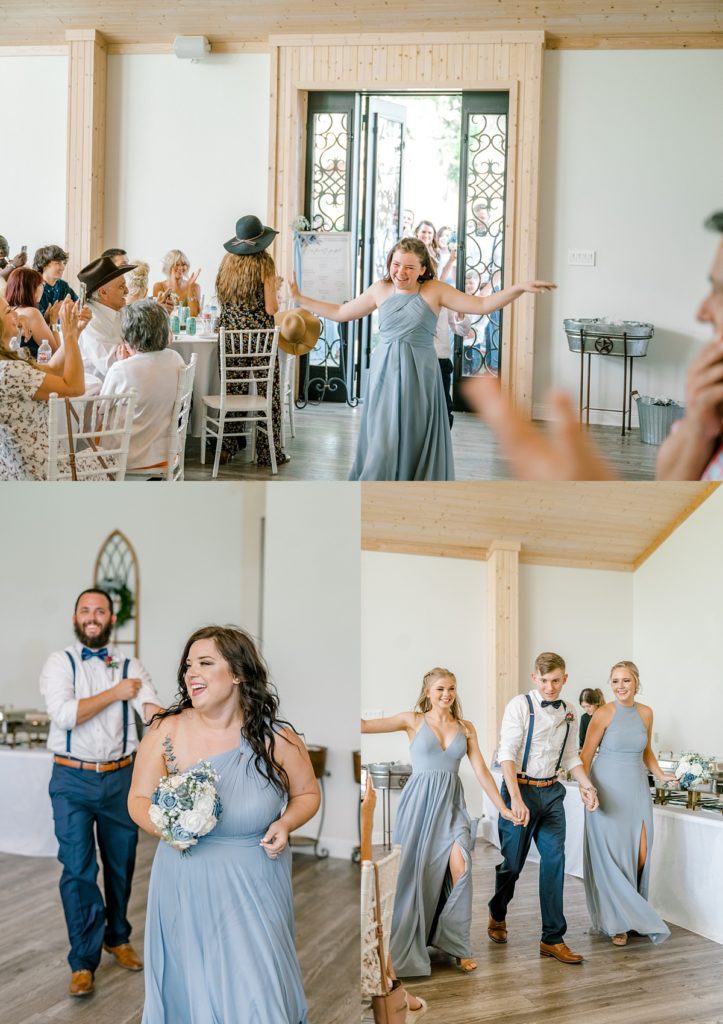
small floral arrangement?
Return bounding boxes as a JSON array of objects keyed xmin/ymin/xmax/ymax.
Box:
[
  {"xmin": 675, "ymin": 752, "xmax": 711, "ymax": 790},
  {"xmin": 564, "ymin": 710, "xmax": 575, "ymax": 724},
  {"xmin": 291, "ymin": 214, "xmax": 310, "ymax": 232},
  {"xmin": 104, "ymin": 654, "xmax": 120, "ymax": 671},
  {"xmin": 148, "ymin": 741, "xmax": 222, "ymax": 854}
]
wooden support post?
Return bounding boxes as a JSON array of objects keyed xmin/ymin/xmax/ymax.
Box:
[
  {"xmin": 485, "ymin": 540, "xmax": 521, "ymax": 756},
  {"xmin": 65, "ymin": 29, "xmax": 107, "ymax": 283}
]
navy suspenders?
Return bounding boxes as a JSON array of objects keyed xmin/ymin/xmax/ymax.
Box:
[
  {"xmin": 64, "ymin": 651, "xmax": 131, "ymax": 758},
  {"xmin": 520, "ymin": 693, "xmax": 569, "ymax": 779}
]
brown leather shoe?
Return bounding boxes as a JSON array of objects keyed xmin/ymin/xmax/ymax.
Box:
[
  {"xmin": 68, "ymin": 969, "xmax": 94, "ymax": 997},
  {"xmin": 539, "ymin": 941, "xmax": 584, "ymax": 964},
  {"xmin": 103, "ymin": 942, "xmax": 143, "ymax": 971},
  {"xmin": 487, "ymin": 915, "xmax": 508, "ymax": 944}
]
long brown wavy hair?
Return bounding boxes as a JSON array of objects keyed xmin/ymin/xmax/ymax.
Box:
[
  {"xmin": 151, "ymin": 625, "xmax": 294, "ymax": 794},
  {"xmin": 215, "ymin": 252, "xmax": 276, "ymax": 306}
]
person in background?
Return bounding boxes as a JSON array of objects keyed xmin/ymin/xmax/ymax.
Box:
[
  {"xmin": 5, "ymin": 266, "xmax": 60, "ymax": 359},
  {"xmin": 414, "ymin": 220, "xmax": 440, "ymax": 262},
  {"xmin": 126, "ymin": 261, "xmax": 150, "ymax": 304},
  {"xmin": 436, "ymin": 226, "xmax": 457, "ymax": 284},
  {"xmin": 0, "ymin": 234, "xmax": 28, "ymax": 283},
  {"xmin": 401, "ymin": 210, "xmax": 415, "ymax": 236},
  {"xmin": 578, "ymin": 687, "xmax": 605, "ymax": 749},
  {"xmin": 101, "ymin": 247, "xmax": 129, "ymax": 267},
  {"xmin": 153, "ymin": 249, "xmax": 201, "ymax": 316},
  {"xmin": 77, "ymin": 256, "xmax": 137, "ymax": 382},
  {"xmin": 34, "ymin": 244, "xmax": 78, "ymax": 317}
]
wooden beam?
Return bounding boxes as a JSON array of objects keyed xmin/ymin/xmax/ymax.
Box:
[
  {"xmin": 65, "ymin": 28, "xmax": 107, "ymax": 282},
  {"xmin": 486, "ymin": 540, "xmax": 521, "ymax": 755}
]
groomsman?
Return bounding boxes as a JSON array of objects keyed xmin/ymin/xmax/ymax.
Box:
[
  {"xmin": 40, "ymin": 589, "xmax": 161, "ymax": 997},
  {"xmin": 488, "ymin": 652, "xmax": 599, "ymax": 963}
]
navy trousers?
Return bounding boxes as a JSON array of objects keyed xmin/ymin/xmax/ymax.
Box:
[
  {"xmin": 49, "ymin": 762, "xmax": 138, "ymax": 971},
  {"xmin": 488, "ymin": 780, "xmax": 567, "ymax": 944}
]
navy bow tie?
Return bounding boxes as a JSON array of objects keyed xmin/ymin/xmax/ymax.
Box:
[
  {"xmin": 541, "ymin": 699, "xmax": 563, "ymax": 709},
  {"xmin": 81, "ymin": 646, "xmax": 109, "ymax": 662}
]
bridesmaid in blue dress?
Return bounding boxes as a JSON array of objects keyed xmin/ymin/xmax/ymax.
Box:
[
  {"xmin": 581, "ymin": 661, "xmax": 675, "ymax": 946},
  {"xmin": 129, "ymin": 626, "xmax": 320, "ymax": 1024},
  {"xmin": 291, "ymin": 239, "xmax": 555, "ymax": 481},
  {"xmin": 362, "ymin": 668, "xmax": 521, "ymax": 978}
]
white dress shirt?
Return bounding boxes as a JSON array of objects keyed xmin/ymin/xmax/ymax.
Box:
[
  {"xmin": 497, "ymin": 689, "xmax": 582, "ymax": 779},
  {"xmin": 432, "ymin": 309, "xmax": 472, "ymax": 360},
  {"xmin": 40, "ymin": 642, "xmax": 160, "ymax": 761},
  {"xmin": 101, "ymin": 348, "xmax": 185, "ymax": 469},
  {"xmin": 79, "ymin": 300, "xmax": 124, "ymax": 382}
]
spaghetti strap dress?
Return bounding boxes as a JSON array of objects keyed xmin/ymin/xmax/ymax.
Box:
[
  {"xmin": 583, "ymin": 702, "xmax": 670, "ymax": 944},
  {"xmin": 142, "ymin": 735, "xmax": 308, "ymax": 1023},
  {"xmin": 349, "ymin": 291, "xmax": 455, "ymax": 481},
  {"xmin": 390, "ymin": 720, "xmax": 476, "ymax": 976}
]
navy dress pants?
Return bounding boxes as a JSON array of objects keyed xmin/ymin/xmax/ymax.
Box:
[
  {"xmin": 488, "ymin": 780, "xmax": 567, "ymax": 944},
  {"xmin": 49, "ymin": 763, "xmax": 138, "ymax": 971}
]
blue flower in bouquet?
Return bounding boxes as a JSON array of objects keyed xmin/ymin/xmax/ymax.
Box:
[
  {"xmin": 159, "ymin": 791, "xmax": 179, "ymax": 811},
  {"xmin": 213, "ymin": 796, "xmax": 222, "ymax": 818},
  {"xmin": 171, "ymin": 824, "xmax": 194, "ymax": 844},
  {"xmin": 151, "ymin": 790, "xmax": 160, "ymax": 805}
]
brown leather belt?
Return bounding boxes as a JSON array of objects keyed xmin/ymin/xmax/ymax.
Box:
[
  {"xmin": 517, "ymin": 774, "xmax": 557, "ymax": 788},
  {"xmin": 53, "ymin": 754, "xmax": 134, "ymax": 773}
]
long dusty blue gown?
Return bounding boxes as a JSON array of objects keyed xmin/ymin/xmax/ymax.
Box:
[
  {"xmin": 349, "ymin": 291, "xmax": 455, "ymax": 481},
  {"xmin": 583, "ymin": 702, "xmax": 670, "ymax": 944},
  {"xmin": 390, "ymin": 720, "xmax": 475, "ymax": 976},
  {"xmin": 142, "ymin": 737, "xmax": 308, "ymax": 1023}
]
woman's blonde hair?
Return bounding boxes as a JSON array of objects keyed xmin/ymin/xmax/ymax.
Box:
[
  {"xmin": 609, "ymin": 660, "xmax": 641, "ymax": 693},
  {"xmin": 126, "ymin": 260, "xmax": 150, "ymax": 299},
  {"xmin": 414, "ymin": 667, "xmax": 469, "ymax": 734},
  {"xmin": 215, "ymin": 251, "xmax": 276, "ymax": 306},
  {"xmin": 161, "ymin": 249, "xmax": 190, "ymax": 277}
]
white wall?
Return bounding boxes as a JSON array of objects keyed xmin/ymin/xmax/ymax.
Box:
[
  {"xmin": 104, "ymin": 53, "xmax": 271, "ymax": 303},
  {"xmin": 535, "ymin": 50, "xmax": 723, "ymax": 424},
  {"xmin": 0, "ymin": 56, "xmax": 68, "ymax": 259},
  {"xmin": 262, "ymin": 483, "xmax": 361, "ymax": 860},
  {"xmin": 633, "ymin": 486, "xmax": 723, "ymax": 755}
]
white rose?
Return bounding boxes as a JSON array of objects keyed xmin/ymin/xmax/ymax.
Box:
[
  {"xmin": 196, "ymin": 815, "xmax": 218, "ymax": 837},
  {"xmin": 148, "ymin": 805, "xmax": 165, "ymax": 830},
  {"xmin": 690, "ymin": 762, "xmax": 703, "ymax": 778},
  {"xmin": 177, "ymin": 809, "xmax": 208, "ymax": 834},
  {"xmin": 168, "ymin": 775, "xmax": 186, "ymax": 789},
  {"xmin": 195, "ymin": 793, "xmax": 215, "ymax": 817}
]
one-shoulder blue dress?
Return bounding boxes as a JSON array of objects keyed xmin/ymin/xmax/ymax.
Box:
[
  {"xmin": 142, "ymin": 736, "xmax": 308, "ymax": 1023},
  {"xmin": 390, "ymin": 720, "xmax": 476, "ymax": 976},
  {"xmin": 349, "ymin": 291, "xmax": 455, "ymax": 481}
]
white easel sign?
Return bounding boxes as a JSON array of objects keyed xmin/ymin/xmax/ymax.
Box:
[{"xmin": 294, "ymin": 232, "xmax": 353, "ymax": 305}]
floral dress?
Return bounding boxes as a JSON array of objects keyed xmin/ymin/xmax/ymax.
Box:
[
  {"xmin": 218, "ymin": 285, "xmax": 286, "ymax": 466},
  {"xmin": 0, "ymin": 359, "xmax": 50, "ymax": 479}
]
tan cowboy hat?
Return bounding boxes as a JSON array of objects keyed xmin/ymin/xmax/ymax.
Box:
[{"xmin": 274, "ymin": 308, "xmax": 321, "ymax": 356}]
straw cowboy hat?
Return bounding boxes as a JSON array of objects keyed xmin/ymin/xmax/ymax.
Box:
[
  {"xmin": 223, "ymin": 215, "xmax": 278, "ymax": 255},
  {"xmin": 274, "ymin": 308, "xmax": 321, "ymax": 356},
  {"xmin": 78, "ymin": 256, "xmax": 137, "ymax": 295}
]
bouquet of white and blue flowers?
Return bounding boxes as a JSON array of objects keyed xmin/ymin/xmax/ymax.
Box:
[
  {"xmin": 149, "ymin": 760, "xmax": 222, "ymax": 854},
  {"xmin": 674, "ymin": 752, "xmax": 711, "ymax": 791}
]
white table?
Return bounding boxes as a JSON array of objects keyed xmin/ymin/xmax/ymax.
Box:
[
  {"xmin": 482, "ymin": 770, "xmax": 723, "ymax": 944},
  {"xmin": 0, "ymin": 748, "xmax": 57, "ymax": 857},
  {"xmin": 171, "ymin": 334, "xmax": 219, "ymax": 437}
]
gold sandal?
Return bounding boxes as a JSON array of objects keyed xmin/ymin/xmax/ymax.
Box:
[
  {"xmin": 612, "ymin": 933, "xmax": 628, "ymax": 946},
  {"xmin": 456, "ymin": 957, "xmax": 478, "ymax": 972}
]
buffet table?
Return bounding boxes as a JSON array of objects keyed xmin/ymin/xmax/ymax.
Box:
[
  {"xmin": 482, "ymin": 770, "xmax": 723, "ymax": 944},
  {"xmin": 0, "ymin": 748, "xmax": 57, "ymax": 857}
]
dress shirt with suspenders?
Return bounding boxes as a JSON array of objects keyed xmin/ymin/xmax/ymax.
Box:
[
  {"xmin": 58, "ymin": 648, "xmax": 132, "ymax": 770},
  {"xmin": 519, "ymin": 694, "xmax": 571, "ymax": 783}
]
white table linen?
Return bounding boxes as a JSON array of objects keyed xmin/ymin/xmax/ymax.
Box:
[
  {"xmin": 171, "ymin": 334, "xmax": 218, "ymax": 437},
  {"xmin": 0, "ymin": 748, "xmax": 57, "ymax": 857}
]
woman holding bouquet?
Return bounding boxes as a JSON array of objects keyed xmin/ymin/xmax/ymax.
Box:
[
  {"xmin": 581, "ymin": 661, "xmax": 675, "ymax": 946},
  {"xmin": 129, "ymin": 626, "xmax": 320, "ymax": 1023}
]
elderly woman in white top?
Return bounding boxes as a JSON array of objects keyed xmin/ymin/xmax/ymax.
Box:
[{"xmin": 100, "ymin": 299, "xmax": 185, "ymax": 473}]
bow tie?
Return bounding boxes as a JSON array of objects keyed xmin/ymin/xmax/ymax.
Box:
[
  {"xmin": 541, "ymin": 699, "xmax": 563, "ymax": 709},
  {"xmin": 81, "ymin": 646, "xmax": 109, "ymax": 662}
]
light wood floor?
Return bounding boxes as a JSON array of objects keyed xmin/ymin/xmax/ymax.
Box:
[
  {"xmin": 365, "ymin": 840, "xmax": 723, "ymax": 1024},
  {"xmin": 0, "ymin": 835, "xmax": 358, "ymax": 1024},
  {"xmin": 183, "ymin": 405, "xmax": 658, "ymax": 482}
]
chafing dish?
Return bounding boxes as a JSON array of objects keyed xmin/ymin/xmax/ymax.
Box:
[{"xmin": 0, "ymin": 708, "xmax": 50, "ymax": 746}]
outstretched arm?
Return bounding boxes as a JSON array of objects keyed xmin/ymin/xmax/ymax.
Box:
[
  {"xmin": 290, "ymin": 273, "xmax": 379, "ymax": 323},
  {"xmin": 361, "ymin": 710, "xmax": 417, "ymax": 739},
  {"xmin": 436, "ymin": 278, "xmax": 556, "ymax": 318},
  {"xmin": 465, "ymin": 722, "xmax": 523, "ymax": 823}
]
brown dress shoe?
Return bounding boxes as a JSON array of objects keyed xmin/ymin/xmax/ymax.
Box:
[
  {"xmin": 487, "ymin": 915, "xmax": 508, "ymax": 944},
  {"xmin": 539, "ymin": 941, "xmax": 584, "ymax": 964},
  {"xmin": 68, "ymin": 969, "xmax": 94, "ymax": 997},
  {"xmin": 103, "ymin": 942, "xmax": 143, "ymax": 971}
]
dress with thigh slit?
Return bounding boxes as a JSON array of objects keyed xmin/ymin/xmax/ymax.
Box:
[
  {"xmin": 390, "ymin": 720, "xmax": 476, "ymax": 976},
  {"xmin": 583, "ymin": 701, "xmax": 670, "ymax": 943}
]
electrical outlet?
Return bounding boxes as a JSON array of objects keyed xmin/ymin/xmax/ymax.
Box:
[
  {"xmin": 362, "ymin": 708, "xmax": 384, "ymax": 719},
  {"xmin": 568, "ymin": 249, "xmax": 596, "ymax": 267}
]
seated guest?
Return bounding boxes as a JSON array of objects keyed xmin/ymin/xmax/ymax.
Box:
[
  {"xmin": 126, "ymin": 261, "xmax": 150, "ymax": 304},
  {"xmin": 77, "ymin": 255, "xmax": 136, "ymax": 382},
  {"xmin": 101, "ymin": 247, "xmax": 128, "ymax": 267},
  {"xmin": 5, "ymin": 266, "xmax": 59, "ymax": 359},
  {"xmin": 152, "ymin": 249, "xmax": 201, "ymax": 316},
  {"xmin": 0, "ymin": 296, "xmax": 85, "ymax": 480},
  {"xmin": 0, "ymin": 235, "xmax": 28, "ymax": 283},
  {"xmin": 33, "ymin": 244, "xmax": 78, "ymax": 316},
  {"xmin": 100, "ymin": 300, "xmax": 185, "ymax": 472}
]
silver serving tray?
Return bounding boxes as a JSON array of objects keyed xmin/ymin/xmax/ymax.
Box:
[{"xmin": 564, "ymin": 318, "xmax": 654, "ymax": 357}]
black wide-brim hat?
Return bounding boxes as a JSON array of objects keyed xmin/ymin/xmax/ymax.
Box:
[
  {"xmin": 223, "ymin": 214, "xmax": 278, "ymax": 255},
  {"xmin": 78, "ymin": 255, "xmax": 137, "ymax": 295}
]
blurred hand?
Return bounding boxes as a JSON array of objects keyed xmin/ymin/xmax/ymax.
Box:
[
  {"xmin": 509, "ymin": 795, "xmax": 530, "ymax": 827},
  {"xmin": 465, "ymin": 377, "xmax": 616, "ymax": 481},
  {"xmin": 187, "ymin": 268, "xmax": 201, "ymax": 290},
  {"xmin": 260, "ymin": 819, "xmax": 290, "ymax": 858},
  {"xmin": 44, "ymin": 299, "xmax": 62, "ymax": 327},
  {"xmin": 11, "ymin": 250, "xmax": 27, "ymax": 269},
  {"xmin": 155, "ymin": 287, "xmax": 174, "ymax": 313},
  {"xmin": 289, "ymin": 274, "xmax": 301, "ymax": 303},
  {"xmin": 682, "ymin": 334, "xmax": 723, "ymax": 442},
  {"xmin": 520, "ymin": 280, "xmax": 557, "ymax": 294},
  {"xmin": 114, "ymin": 676, "xmax": 142, "ymax": 700},
  {"xmin": 58, "ymin": 296, "xmax": 79, "ymax": 341},
  {"xmin": 581, "ymin": 786, "xmax": 599, "ymax": 812},
  {"xmin": 77, "ymin": 303, "xmax": 92, "ymax": 333},
  {"xmin": 115, "ymin": 341, "xmax": 133, "ymax": 361}
]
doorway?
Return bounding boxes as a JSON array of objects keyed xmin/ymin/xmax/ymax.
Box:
[{"xmin": 302, "ymin": 90, "xmax": 509, "ymax": 409}]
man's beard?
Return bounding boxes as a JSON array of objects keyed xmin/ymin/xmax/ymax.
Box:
[{"xmin": 74, "ymin": 620, "xmax": 114, "ymax": 649}]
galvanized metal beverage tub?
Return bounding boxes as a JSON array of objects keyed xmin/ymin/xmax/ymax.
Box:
[
  {"xmin": 366, "ymin": 761, "xmax": 413, "ymax": 790},
  {"xmin": 564, "ymin": 318, "xmax": 654, "ymax": 357}
]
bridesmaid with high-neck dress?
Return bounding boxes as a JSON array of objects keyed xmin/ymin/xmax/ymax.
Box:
[
  {"xmin": 362, "ymin": 667, "xmax": 521, "ymax": 979},
  {"xmin": 290, "ymin": 238, "xmax": 555, "ymax": 481},
  {"xmin": 581, "ymin": 660, "xmax": 676, "ymax": 946}
]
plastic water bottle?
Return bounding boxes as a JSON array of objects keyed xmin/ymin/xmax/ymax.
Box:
[
  {"xmin": 36, "ymin": 339, "xmax": 52, "ymax": 364},
  {"xmin": 209, "ymin": 297, "xmax": 219, "ymax": 333}
]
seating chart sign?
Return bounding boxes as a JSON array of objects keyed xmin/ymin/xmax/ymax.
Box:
[{"xmin": 293, "ymin": 232, "xmax": 354, "ymax": 304}]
